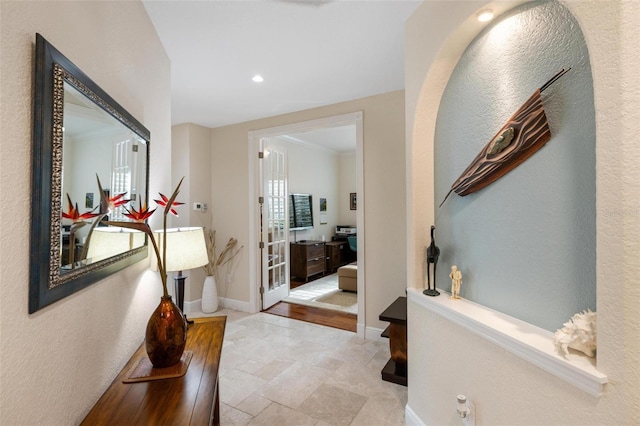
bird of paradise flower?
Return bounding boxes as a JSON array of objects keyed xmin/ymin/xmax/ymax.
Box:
[
  {"xmin": 103, "ymin": 177, "xmax": 185, "ymax": 298},
  {"xmin": 61, "ymin": 174, "xmax": 129, "ymax": 267},
  {"xmin": 61, "ymin": 175, "xmax": 185, "ymax": 297}
]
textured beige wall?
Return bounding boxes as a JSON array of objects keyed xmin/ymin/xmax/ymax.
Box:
[
  {"xmin": 211, "ymin": 91, "xmax": 406, "ymax": 328},
  {"xmin": 0, "ymin": 1, "xmax": 171, "ymax": 424},
  {"xmin": 171, "ymin": 123, "xmax": 213, "ymax": 301},
  {"xmin": 406, "ymin": 0, "xmax": 640, "ymax": 424},
  {"xmin": 171, "ymin": 124, "xmax": 192, "ymax": 229},
  {"xmin": 338, "ymin": 152, "xmax": 357, "ymax": 225},
  {"xmin": 285, "ymin": 138, "xmax": 341, "ymax": 243}
]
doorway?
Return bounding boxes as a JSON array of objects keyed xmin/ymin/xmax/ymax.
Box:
[{"xmin": 249, "ymin": 112, "xmax": 365, "ymax": 335}]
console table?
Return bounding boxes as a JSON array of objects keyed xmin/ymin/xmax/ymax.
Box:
[
  {"xmin": 379, "ymin": 296, "xmax": 407, "ymax": 386},
  {"xmin": 81, "ymin": 316, "xmax": 226, "ymax": 425}
]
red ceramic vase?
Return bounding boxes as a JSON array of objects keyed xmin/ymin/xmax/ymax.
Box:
[{"xmin": 145, "ymin": 296, "xmax": 187, "ymax": 368}]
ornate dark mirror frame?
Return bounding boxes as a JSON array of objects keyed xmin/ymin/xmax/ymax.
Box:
[{"xmin": 29, "ymin": 34, "xmax": 150, "ymax": 313}]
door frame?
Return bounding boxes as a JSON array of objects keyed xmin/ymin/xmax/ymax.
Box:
[{"xmin": 248, "ymin": 111, "xmax": 365, "ymax": 335}]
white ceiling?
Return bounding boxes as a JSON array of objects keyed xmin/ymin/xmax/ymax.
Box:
[{"xmin": 142, "ymin": 0, "xmax": 421, "ymax": 152}]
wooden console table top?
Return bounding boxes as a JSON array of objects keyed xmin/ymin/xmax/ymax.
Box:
[
  {"xmin": 81, "ymin": 316, "xmax": 226, "ymax": 426},
  {"xmin": 379, "ymin": 296, "xmax": 407, "ymax": 323},
  {"xmin": 324, "ymin": 240, "xmax": 344, "ymax": 247}
]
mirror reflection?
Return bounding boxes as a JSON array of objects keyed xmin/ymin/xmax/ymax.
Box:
[
  {"xmin": 30, "ymin": 34, "xmax": 151, "ymax": 313},
  {"xmin": 60, "ymin": 82, "xmax": 148, "ymax": 269}
]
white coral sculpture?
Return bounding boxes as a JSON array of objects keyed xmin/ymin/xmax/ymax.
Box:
[{"xmin": 553, "ymin": 309, "xmax": 597, "ymax": 358}]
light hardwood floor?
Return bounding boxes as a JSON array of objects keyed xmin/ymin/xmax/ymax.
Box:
[{"xmin": 265, "ymin": 302, "xmax": 357, "ymax": 332}]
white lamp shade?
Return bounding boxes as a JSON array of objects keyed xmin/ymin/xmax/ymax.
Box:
[
  {"xmin": 152, "ymin": 227, "xmax": 209, "ymax": 272},
  {"xmin": 86, "ymin": 227, "xmax": 145, "ymax": 263}
]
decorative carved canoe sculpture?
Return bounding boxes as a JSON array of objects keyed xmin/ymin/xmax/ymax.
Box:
[{"xmin": 440, "ymin": 69, "xmax": 570, "ymax": 207}]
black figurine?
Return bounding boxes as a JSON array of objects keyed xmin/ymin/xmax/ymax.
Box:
[{"xmin": 423, "ymin": 225, "xmax": 441, "ymax": 297}]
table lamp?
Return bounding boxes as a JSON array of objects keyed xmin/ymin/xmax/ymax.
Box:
[
  {"xmin": 85, "ymin": 227, "xmax": 145, "ymax": 263},
  {"xmin": 153, "ymin": 227, "xmax": 209, "ymax": 322}
]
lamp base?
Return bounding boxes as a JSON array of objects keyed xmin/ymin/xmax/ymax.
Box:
[{"xmin": 174, "ymin": 274, "xmax": 194, "ymax": 325}]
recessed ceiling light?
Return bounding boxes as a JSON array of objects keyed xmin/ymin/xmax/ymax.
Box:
[
  {"xmin": 477, "ymin": 9, "xmax": 494, "ymax": 22},
  {"xmin": 252, "ymin": 75, "xmax": 264, "ymax": 83}
]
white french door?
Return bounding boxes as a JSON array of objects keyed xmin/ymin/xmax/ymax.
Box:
[
  {"xmin": 260, "ymin": 139, "xmax": 289, "ymax": 310},
  {"xmin": 111, "ymin": 134, "xmax": 145, "ymax": 220}
]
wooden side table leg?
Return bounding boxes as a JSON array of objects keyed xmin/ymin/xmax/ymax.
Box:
[{"xmin": 211, "ymin": 381, "xmax": 220, "ymax": 426}]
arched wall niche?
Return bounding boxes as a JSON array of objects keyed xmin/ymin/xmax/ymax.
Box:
[
  {"xmin": 405, "ymin": 0, "xmax": 529, "ymax": 294},
  {"xmin": 409, "ymin": 0, "xmax": 598, "ymax": 329},
  {"xmin": 432, "ymin": 1, "xmax": 595, "ymax": 331}
]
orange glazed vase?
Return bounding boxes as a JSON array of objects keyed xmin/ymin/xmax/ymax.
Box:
[{"xmin": 145, "ymin": 296, "xmax": 187, "ymax": 368}]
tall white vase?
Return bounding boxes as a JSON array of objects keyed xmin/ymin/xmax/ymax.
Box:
[{"xmin": 201, "ymin": 275, "xmax": 219, "ymax": 313}]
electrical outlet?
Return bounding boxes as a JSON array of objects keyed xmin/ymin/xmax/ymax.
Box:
[
  {"xmin": 457, "ymin": 395, "xmax": 475, "ymax": 426},
  {"xmin": 462, "ymin": 402, "xmax": 475, "ymax": 426},
  {"xmin": 225, "ymin": 273, "xmax": 232, "ymax": 284}
]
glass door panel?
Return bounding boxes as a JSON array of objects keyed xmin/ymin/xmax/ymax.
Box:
[{"xmin": 261, "ymin": 141, "xmax": 289, "ymax": 309}]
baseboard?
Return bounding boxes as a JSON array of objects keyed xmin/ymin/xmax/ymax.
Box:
[
  {"xmin": 185, "ymin": 297, "xmax": 256, "ymax": 315},
  {"xmin": 184, "ymin": 299, "xmax": 201, "ymax": 314},
  {"xmin": 219, "ymin": 297, "xmax": 256, "ymax": 313},
  {"xmin": 405, "ymin": 404, "xmax": 426, "ymax": 426},
  {"xmin": 357, "ymin": 322, "xmax": 366, "ymax": 338},
  {"xmin": 364, "ymin": 325, "xmax": 387, "ymax": 343}
]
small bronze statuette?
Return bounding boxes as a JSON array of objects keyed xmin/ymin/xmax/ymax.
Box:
[{"xmin": 423, "ymin": 225, "xmax": 441, "ymax": 297}]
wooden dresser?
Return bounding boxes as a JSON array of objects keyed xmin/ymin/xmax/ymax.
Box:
[
  {"xmin": 325, "ymin": 240, "xmax": 345, "ymax": 273},
  {"xmin": 290, "ymin": 241, "xmax": 326, "ymax": 281},
  {"xmin": 81, "ymin": 317, "xmax": 226, "ymax": 426}
]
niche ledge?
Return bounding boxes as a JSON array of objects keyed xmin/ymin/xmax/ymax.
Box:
[{"xmin": 407, "ymin": 288, "xmax": 607, "ymax": 397}]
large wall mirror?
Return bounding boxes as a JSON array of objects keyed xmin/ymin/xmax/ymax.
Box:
[{"xmin": 30, "ymin": 34, "xmax": 150, "ymax": 313}]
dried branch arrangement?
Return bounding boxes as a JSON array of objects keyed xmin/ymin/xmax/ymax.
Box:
[{"xmin": 203, "ymin": 228, "xmax": 243, "ymax": 276}]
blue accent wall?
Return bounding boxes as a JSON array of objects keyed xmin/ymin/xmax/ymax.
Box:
[{"xmin": 434, "ymin": 0, "xmax": 596, "ymax": 331}]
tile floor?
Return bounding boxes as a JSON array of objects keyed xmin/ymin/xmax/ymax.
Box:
[{"xmin": 192, "ymin": 308, "xmax": 407, "ymax": 425}]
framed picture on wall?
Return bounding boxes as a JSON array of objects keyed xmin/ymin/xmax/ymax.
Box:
[
  {"xmin": 350, "ymin": 192, "xmax": 357, "ymax": 210},
  {"xmin": 320, "ymin": 198, "xmax": 327, "ymax": 224},
  {"xmin": 85, "ymin": 193, "xmax": 94, "ymax": 209}
]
